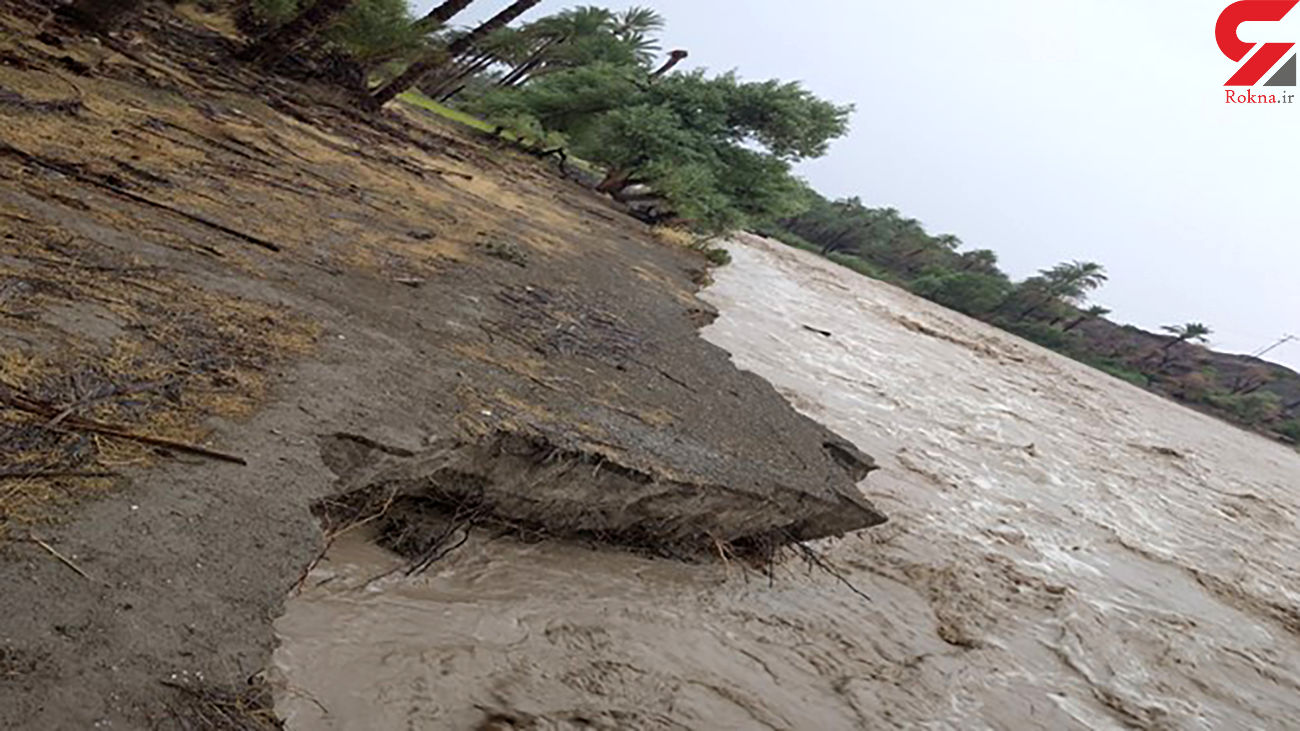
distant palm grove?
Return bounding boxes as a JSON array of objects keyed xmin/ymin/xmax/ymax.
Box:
[{"xmin": 67, "ymin": 0, "xmax": 1300, "ymax": 443}]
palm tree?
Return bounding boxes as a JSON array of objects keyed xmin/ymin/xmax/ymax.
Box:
[
  {"xmin": 496, "ymin": 5, "xmax": 663, "ymax": 88},
  {"xmin": 959, "ymin": 248, "xmax": 999, "ymax": 274},
  {"xmin": 372, "ymin": 0, "xmax": 543, "ymax": 106},
  {"xmin": 425, "ymin": 26, "xmax": 530, "ymax": 98},
  {"xmin": 1161, "ymin": 322, "xmax": 1212, "ymax": 350},
  {"xmin": 934, "ymin": 234, "xmax": 962, "ymax": 251},
  {"xmin": 611, "ymin": 6, "xmax": 665, "ymax": 64},
  {"xmin": 1043, "ymin": 260, "xmax": 1108, "ymax": 301},
  {"xmin": 494, "ymin": 24, "xmax": 571, "ymax": 88},
  {"xmin": 613, "ymin": 6, "xmax": 666, "ymax": 36},
  {"xmin": 60, "ymin": 0, "xmax": 143, "ymax": 32},
  {"xmin": 239, "ymin": 0, "xmax": 357, "ymax": 65},
  {"xmin": 820, "ymin": 205, "xmax": 894, "ymax": 257},
  {"xmin": 1017, "ymin": 260, "xmax": 1107, "ymax": 319},
  {"xmin": 901, "ymin": 233, "xmax": 959, "ymax": 266},
  {"xmin": 1062, "ymin": 305, "xmax": 1111, "ymax": 331}
]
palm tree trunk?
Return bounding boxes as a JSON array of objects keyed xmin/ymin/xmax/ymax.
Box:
[
  {"xmin": 1062, "ymin": 316, "xmax": 1087, "ymax": 332},
  {"xmin": 240, "ymin": 0, "xmax": 355, "ymax": 65},
  {"xmin": 498, "ymin": 35, "xmax": 563, "ymax": 86},
  {"xmin": 1017, "ymin": 303, "xmax": 1044, "ymax": 320},
  {"xmin": 425, "ymin": 53, "xmax": 494, "ymax": 98},
  {"xmin": 418, "ymin": 0, "xmax": 477, "ymax": 28},
  {"xmin": 650, "ymin": 50, "xmax": 688, "ymax": 79},
  {"xmin": 498, "ymin": 57, "xmax": 542, "ymax": 87},
  {"xmin": 819, "ymin": 229, "xmax": 852, "ymax": 256},
  {"xmin": 439, "ymin": 84, "xmax": 469, "ymax": 101},
  {"xmin": 371, "ymin": 0, "xmax": 542, "ymax": 106},
  {"xmin": 61, "ymin": 0, "xmax": 144, "ymax": 33}
]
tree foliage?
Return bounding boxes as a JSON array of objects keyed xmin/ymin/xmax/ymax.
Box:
[
  {"xmin": 224, "ymin": 1, "xmax": 1296, "ymax": 442},
  {"xmin": 471, "ymin": 64, "xmax": 850, "ymax": 231},
  {"xmin": 248, "ymin": 0, "xmax": 428, "ymax": 66},
  {"xmin": 910, "ymin": 270, "xmax": 1012, "ymax": 317},
  {"xmin": 1161, "ymin": 322, "xmax": 1213, "ymax": 348}
]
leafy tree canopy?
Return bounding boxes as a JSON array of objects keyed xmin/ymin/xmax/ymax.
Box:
[
  {"xmin": 910, "ymin": 270, "xmax": 1013, "ymax": 317},
  {"xmin": 471, "ymin": 63, "xmax": 851, "ymax": 231}
]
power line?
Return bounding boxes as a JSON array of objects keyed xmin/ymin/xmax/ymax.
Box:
[{"xmin": 1251, "ymin": 334, "xmax": 1298, "ymax": 359}]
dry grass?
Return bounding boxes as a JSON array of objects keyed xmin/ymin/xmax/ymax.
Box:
[
  {"xmin": 650, "ymin": 225, "xmax": 695, "ymax": 249},
  {"xmin": 161, "ymin": 677, "xmax": 284, "ymax": 730},
  {"xmin": 0, "ymin": 215, "xmax": 317, "ymax": 538},
  {"xmin": 0, "ymin": 1, "xmax": 659, "ymax": 543}
]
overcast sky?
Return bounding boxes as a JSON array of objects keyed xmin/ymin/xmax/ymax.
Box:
[{"xmin": 425, "ymin": 0, "xmax": 1300, "ymax": 370}]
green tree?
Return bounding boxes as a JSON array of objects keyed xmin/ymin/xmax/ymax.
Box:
[
  {"xmin": 1043, "ymin": 260, "xmax": 1108, "ymax": 302},
  {"xmin": 909, "ymin": 270, "xmax": 1012, "ymax": 317},
  {"xmin": 1208, "ymin": 391, "xmax": 1281, "ymax": 425},
  {"xmin": 790, "ymin": 197, "xmax": 879, "ymax": 256},
  {"xmin": 497, "ymin": 5, "xmax": 664, "ymax": 87},
  {"xmin": 246, "ymin": 0, "xmax": 435, "ymax": 71},
  {"xmin": 472, "ymin": 64, "xmax": 850, "ymax": 232},
  {"xmin": 1016, "ymin": 260, "xmax": 1107, "ymax": 319},
  {"xmin": 1161, "ymin": 322, "xmax": 1212, "ymax": 350},
  {"xmin": 1276, "ymin": 418, "xmax": 1300, "ymax": 442},
  {"xmin": 326, "ymin": 0, "xmax": 428, "ymax": 66},
  {"xmin": 418, "ymin": 25, "xmax": 530, "ymax": 100},
  {"xmin": 958, "ymin": 249, "xmax": 1000, "ymax": 275},
  {"xmin": 241, "ymin": 0, "xmax": 359, "ymax": 65}
]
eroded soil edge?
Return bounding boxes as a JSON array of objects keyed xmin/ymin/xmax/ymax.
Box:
[{"xmin": 0, "ymin": 7, "xmax": 883, "ymax": 728}]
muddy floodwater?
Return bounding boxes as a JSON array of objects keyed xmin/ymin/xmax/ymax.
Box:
[{"xmin": 272, "ymin": 234, "xmax": 1300, "ymax": 729}]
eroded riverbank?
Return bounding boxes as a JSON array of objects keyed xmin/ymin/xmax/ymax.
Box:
[
  {"xmin": 274, "ymin": 233, "xmax": 1300, "ymax": 730},
  {"xmin": 0, "ymin": 11, "xmax": 878, "ymax": 725}
]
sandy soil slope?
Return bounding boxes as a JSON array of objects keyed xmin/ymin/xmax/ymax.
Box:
[{"xmin": 0, "ymin": 9, "xmax": 879, "ymax": 728}]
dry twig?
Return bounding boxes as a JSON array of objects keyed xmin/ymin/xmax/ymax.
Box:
[
  {"xmin": 786, "ymin": 534, "xmax": 873, "ymax": 603},
  {"xmin": 0, "ymin": 141, "xmax": 281, "ymax": 253},
  {"xmin": 1, "ymin": 388, "xmax": 247, "ymax": 465},
  {"xmin": 27, "ymin": 534, "xmax": 92, "ymax": 581}
]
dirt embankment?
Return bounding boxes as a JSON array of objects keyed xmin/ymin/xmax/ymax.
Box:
[{"xmin": 0, "ymin": 5, "xmax": 882, "ymax": 728}]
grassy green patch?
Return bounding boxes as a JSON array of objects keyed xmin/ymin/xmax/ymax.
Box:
[
  {"xmin": 1086, "ymin": 360, "xmax": 1150, "ymax": 388},
  {"xmin": 702, "ymin": 247, "xmax": 731, "ymax": 266},
  {"xmin": 398, "ymin": 91, "xmax": 603, "ymax": 178},
  {"xmin": 753, "ymin": 225, "xmax": 822, "ymax": 254},
  {"xmin": 826, "ymin": 252, "xmax": 901, "ymax": 284},
  {"xmin": 399, "ymin": 91, "xmax": 501, "ymax": 134}
]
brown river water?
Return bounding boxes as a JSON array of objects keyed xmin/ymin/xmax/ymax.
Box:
[{"xmin": 271, "ymin": 233, "xmax": 1300, "ymax": 729}]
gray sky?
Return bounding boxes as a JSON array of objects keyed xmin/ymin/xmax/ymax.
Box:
[{"xmin": 425, "ymin": 0, "xmax": 1300, "ymax": 369}]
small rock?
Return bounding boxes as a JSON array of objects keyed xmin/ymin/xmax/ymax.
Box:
[{"xmin": 474, "ymin": 236, "xmax": 529, "ymax": 267}]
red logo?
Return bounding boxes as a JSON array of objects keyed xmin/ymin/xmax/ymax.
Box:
[{"xmin": 1217, "ymin": 0, "xmax": 1297, "ymax": 85}]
